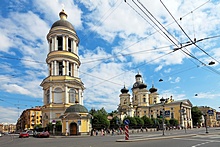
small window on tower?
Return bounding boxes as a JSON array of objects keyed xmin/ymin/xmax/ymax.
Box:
[
  {"xmin": 68, "ymin": 38, "xmax": 72, "ymax": 52},
  {"xmin": 49, "ymin": 39, "xmax": 52, "ymax": 52},
  {"xmin": 69, "ymin": 63, "xmax": 72, "ymax": 76},
  {"xmin": 57, "ymin": 36, "xmax": 62, "ymax": 50},
  {"xmin": 58, "ymin": 62, "xmax": 64, "ymax": 75},
  {"xmin": 143, "ymin": 98, "xmax": 146, "ymax": 102}
]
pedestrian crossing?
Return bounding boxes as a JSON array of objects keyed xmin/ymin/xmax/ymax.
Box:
[{"xmin": 194, "ymin": 134, "xmax": 220, "ymax": 139}]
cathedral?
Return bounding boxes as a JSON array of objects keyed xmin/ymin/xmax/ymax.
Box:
[
  {"xmin": 118, "ymin": 73, "xmax": 193, "ymax": 128},
  {"xmin": 40, "ymin": 9, "xmax": 91, "ymax": 135}
]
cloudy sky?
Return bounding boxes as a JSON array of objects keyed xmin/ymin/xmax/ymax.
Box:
[{"xmin": 1, "ymin": 0, "xmax": 220, "ymax": 124}]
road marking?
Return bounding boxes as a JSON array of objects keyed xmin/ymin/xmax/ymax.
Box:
[
  {"xmin": 191, "ymin": 141, "xmax": 213, "ymax": 147},
  {"xmin": 173, "ymin": 138, "xmax": 220, "ymax": 143}
]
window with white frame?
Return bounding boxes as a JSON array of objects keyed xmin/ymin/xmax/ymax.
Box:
[
  {"xmin": 69, "ymin": 88, "xmax": 76, "ymax": 103},
  {"xmin": 54, "ymin": 87, "xmax": 62, "ymax": 103}
]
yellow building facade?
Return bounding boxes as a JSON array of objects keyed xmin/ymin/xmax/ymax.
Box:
[
  {"xmin": 118, "ymin": 73, "xmax": 193, "ymax": 128},
  {"xmin": 16, "ymin": 106, "xmax": 42, "ymax": 131},
  {"xmin": 40, "ymin": 9, "xmax": 91, "ymax": 135},
  {"xmin": 198, "ymin": 106, "xmax": 218, "ymax": 127}
]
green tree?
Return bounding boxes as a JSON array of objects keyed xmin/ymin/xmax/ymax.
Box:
[
  {"xmin": 134, "ymin": 116, "xmax": 144, "ymax": 127},
  {"xmin": 110, "ymin": 116, "xmax": 121, "ymax": 129},
  {"xmin": 90, "ymin": 108, "xmax": 110, "ymax": 130},
  {"xmin": 141, "ymin": 115, "xmax": 153, "ymax": 127},
  {"xmin": 56, "ymin": 121, "xmax": 62, "ymax": 132},
  {"xmin": 169, "ymin": 118, "xmax": 179, "ymax": 127},
  {"xmin": 191, "ymin": 106, "xmax": 203, "ymax": 126},
  {"xmin": 165, "ymin": 119, "xmax": 170, "ymax": 126},
  {"xmin": 109, "ymin": 110, "xmax": 118, "ymax": 117}
]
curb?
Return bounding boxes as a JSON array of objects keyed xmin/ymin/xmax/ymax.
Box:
[{"xmin": 116, "ymin": 134, "xmax": 197, "ymax": 142}]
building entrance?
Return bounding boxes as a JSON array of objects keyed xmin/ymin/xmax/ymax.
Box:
[{"xmin": 70, "ymin": 122, "xmax": 77, "ymax": 135}]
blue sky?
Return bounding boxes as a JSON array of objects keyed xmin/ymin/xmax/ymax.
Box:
[{"xmin": 1, "ymin": 0, "xmax": 220, "ymax": 124}]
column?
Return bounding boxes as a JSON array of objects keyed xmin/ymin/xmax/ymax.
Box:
[
  {"xmin": 79, "ymin": 89, "xmax": 82, "ymax": 105},
  {"xmin": 52, "ymin": 37, "xmax": 55, "ymax": 51},
  {"xmin": 66, "ymin": 121, "xmax": 69, "ymax": 134},
  {"xmin": 48, "ymin": 40, "xmax": 51, "ymax": 52},
  {"xmin": 62, "ymin": 60, "xmax": 65, "ymax": 75},
  {"xmin": 51, "ymin": 62, "xmax": 54, "ymax": 76},
  {"xmin": 48, "ymin": 64, "xmax": 50, "ymax": 75},
  {"xmin": 54, "ymin": 36, "xmax": 57, "ymax": 51},
  {"xmin": 66, "ymin": 36, "xmax": 68, "ymax": 51},
  {"xmin": 76, "ymin": 45, "xmax": 78, "ymax": 54},
  {"xmin": 62, "ymin": 35, "xmax": 65, "ymax": 51},
  {"xmin": 81, "ymin": 90, "xmax": 84, "ymax": 105},
  {"xmin": 73, "ymin": 41, "xmax": 76, "ymax": 53},
  {"xmin": 66, "ymin": 61, "xmax": 69, "ymax": 76},
  {"xmin": 54, "ymin": 61, "xmax": 57, "ymax": 75},
  {"xmin": 65, "ymin": 86, "xmax": 68, "ymax": 103},
  {"xmin": 49, "ymin": 87, "xmax": 52, "ymax": 103}
]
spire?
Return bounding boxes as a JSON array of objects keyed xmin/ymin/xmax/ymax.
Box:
[{"xmin": 59, "ymin": 9, "xmax": 68, "ymax": 20}]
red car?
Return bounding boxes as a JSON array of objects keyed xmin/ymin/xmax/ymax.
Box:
[
  {"xmin": 19, "ymin": 132, "xmax": 29, "ymax": 138},
  {"xmin": 35, "ymin": 131, "xmax": 50, "ymax": 138}
]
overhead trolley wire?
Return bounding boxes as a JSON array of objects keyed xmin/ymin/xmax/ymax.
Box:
[
  {"xmin": 134, "ymin": 0, "xmax": 220, "ymax": 76},
  {"xmin": 160, "ymin": 0, "xmax": 220, "ymax": 65}
]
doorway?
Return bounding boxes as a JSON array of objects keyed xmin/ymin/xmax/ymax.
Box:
[{"xmin": 70, "ymin": 122, "xmax": 77, "ymax": 135}]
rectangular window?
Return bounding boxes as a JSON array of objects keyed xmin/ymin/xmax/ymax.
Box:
[
  {"xmin": 69, "ymin": 63, "xmax": 72, "ymax": 76},
  {"xmin": 58, "ymin": 62, "xmax": 63, "ymax": 75},
  {"xmin": 68, "ymin": 38, "xmax": 72, "ymax": 52},
  {"xmin": 57, "ymin": 36, "xmax": 62, "ymax": 50},
  {"xmin": 50, "ymin": 40, "xmax": 52, "ymax": 52},
  {"xmin": 171, "ymin": 112, "xmax": 174, "ymax": 119}
]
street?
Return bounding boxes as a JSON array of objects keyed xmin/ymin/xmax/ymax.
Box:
[{"xmin": 0, "ymin": 127, "xmax": 220, "ymax": 147}]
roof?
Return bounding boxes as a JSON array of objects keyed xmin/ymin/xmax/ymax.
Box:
[
  {"xmin": 65, "ymin": 104, "xmax": 88, "ymax": 113},
  {"xmin": 51, "ymin": 19, "xmax": 75, "ymax": 31},
  {"xmin": 51, "ymin": 9, "xmax": 76, "ymax": 31}
]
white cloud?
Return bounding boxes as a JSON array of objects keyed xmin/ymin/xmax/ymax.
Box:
[
  {"xmin": 0, "ymin": 106, "xmax": 18, "ymax": 124},
  {"xmin": 194, "ymin": 92, "xmax": 220, "ymax": 99},
  {"xmin": 171, "ymin": 77, "xmax": 181, "ymax": 83}
]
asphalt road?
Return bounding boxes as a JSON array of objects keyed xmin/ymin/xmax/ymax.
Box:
[{"xmin": 1, "ymin": 127, "xmax": 220, "ymax": 147}]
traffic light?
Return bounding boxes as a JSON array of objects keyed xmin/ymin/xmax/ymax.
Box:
[{"xmin": 160, "ymin": 111, "xmax": 163, "ymax": 118}]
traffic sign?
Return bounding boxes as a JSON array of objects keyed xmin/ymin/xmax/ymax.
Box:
[
  {"xmin": 124, "ymin": 119, "xmax": 130, "ymax": 125},
  {"xmin": 52, "ymin": 120, "xmax": 56, "ymax": 125},
  {"xmin": 207, "ymin": 110, "xmax": 214, "ymax": 116},
  {"xmin": 165, "ymin": 110, "xmax": 170, "ymax": 117}
]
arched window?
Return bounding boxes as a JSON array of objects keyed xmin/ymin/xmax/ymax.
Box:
[
  {"xmin": 46, "ymin": 90, "xmax": 50, "ymax": 104},
  {"xmin": 69, "ymin": 88, "xmax": 76, "ymax": 103},
  {"xmin": 54, "ymin": 87, "xmax": 62, "ymax": 103}
]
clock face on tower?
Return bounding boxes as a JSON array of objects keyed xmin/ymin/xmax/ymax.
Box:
[{"xmin": 134, "ymin": 83, "xmax": 138, "ymax": 87}]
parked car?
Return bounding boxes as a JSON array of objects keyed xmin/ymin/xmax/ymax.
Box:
[
  {"xmin": 27, "ymin": 130, "xmax": 34, "ymax": 136},
  {"xmin": 33, "ymin": 131, "xmax": 49, "ymax": 138},
  {"xmin": 19, "ymin": 132, "xmax": 29, "ymax": 138}
]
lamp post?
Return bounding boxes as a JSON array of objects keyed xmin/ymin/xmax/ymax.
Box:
[
  {"xmin": 160, "ymin": 97, "xmax": 165, "ymax": 136},
  {"xmin": 204, "ymin": 114, "xmax": 209, "ymax": 134}
]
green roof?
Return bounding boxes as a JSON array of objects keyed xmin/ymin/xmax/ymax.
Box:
[{"xmin": 65, "ymin": 104, "xmax": 88, "ymax": 113}]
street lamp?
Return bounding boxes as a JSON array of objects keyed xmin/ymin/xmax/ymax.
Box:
[
  {"xmin": 204, "ymin": 114, "xmax": 209, "ymax": 134},
  {"xmin": 160, "ymin": 97, "xmax": 165, "ymax": 136}
]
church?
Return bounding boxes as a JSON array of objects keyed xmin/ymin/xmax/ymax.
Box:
[
  {"xmin": 118, "ymin": 73, "xmax": 193, "ymax": 128},
  {"xmin": 40, "ymin": 9, "xmax": 92, "ymax": 135}
]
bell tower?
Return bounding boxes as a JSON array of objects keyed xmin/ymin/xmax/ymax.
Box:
[{"xmin": 40, "ymin": 9, "xmax": 85, "ymax": 127}]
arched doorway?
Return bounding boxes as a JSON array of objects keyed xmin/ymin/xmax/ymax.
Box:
[{"xmin": 70, "ymin": 122, "xmax": 77, "ymax": 135}]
